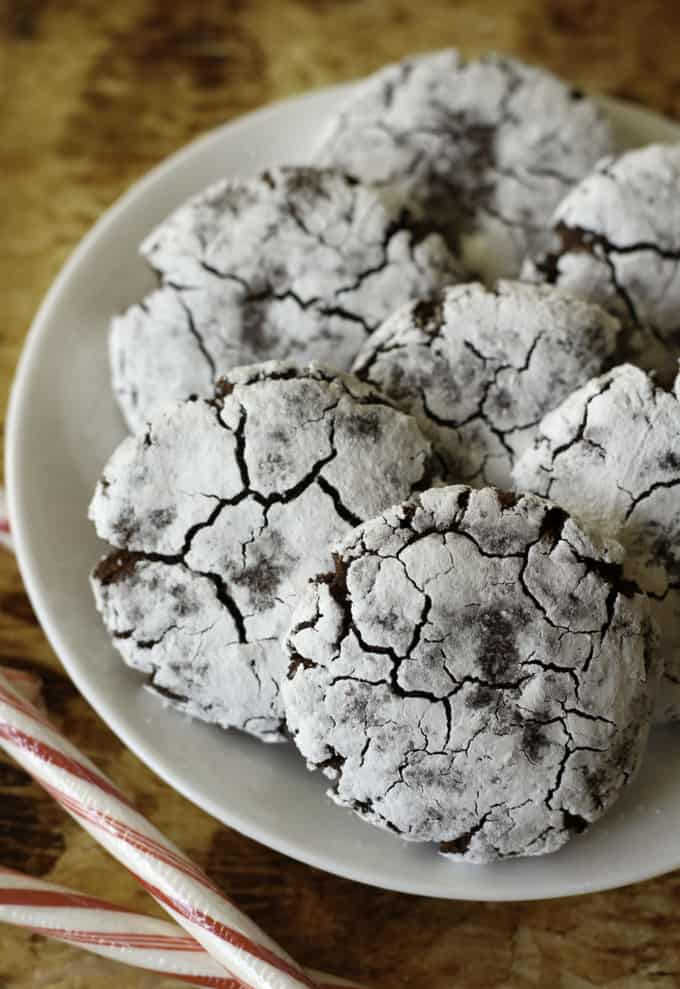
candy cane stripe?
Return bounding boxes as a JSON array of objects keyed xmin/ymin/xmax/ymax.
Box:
[
  {"xmin": 0, "ymin": 668, "xmax": 321, "ymax": 989},
  {"xmin": 0, "ymin": 685, "xmax": 53, "ymax": 730},
  {"xmin": 0, "ymin": 497, "xmax": 13, "ymax": 551},
  {"xmin": 0, "ymin": 526, "xmax": 359, "ymax": 988},
  {"xmin": 21, "ymin": 928, "xmax": 241, "ymax": 989},
  {"xmin": 37, "ymin": 781, "xmax": 215, "ymax": 890},
  {"xmin": 0, "ymin": 888, "xmax": 137, "ymax": 913},
  {"xmin": 28, "ymin": 928, "xmax": 203, "ymax": 950},
  {"xmin": 9, "ymin": 739, "xmax": 214, "ymax": 889},
  {"xmin": 143, "ymin": 880, "xmax": 319, "ymax": 989},
  {"xmin": 0, "ymin": 867, "xmax": 249, "ymax": 986},
  {"xmin": 0, "ymin": 863, "xmax": 363, "ymax": 989},
  {"xmin": 0, "ymin": 722, "xmax": 136, "ymax": 811},
  {"xmin": 30, "ymin": 779, "xmax": 298, "ymax": 988}
]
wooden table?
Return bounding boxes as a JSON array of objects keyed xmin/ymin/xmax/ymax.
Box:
[{"xmin": 3, "ymin": 2, "xmax": 680, "ymax": 985}]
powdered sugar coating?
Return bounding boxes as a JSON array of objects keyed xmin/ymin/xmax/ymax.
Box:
[
  {"xmin": 352, "ymin": 281, "xmax": 620, "ymax": 487},
  {"xmin": 523, "ymin": 144, "xmax": 680, "ymax": 386},
  {"xmin": 90, "ymin": 362, "xmax": 436, "ymax": 741},
  {"xmin": 513, "ymin": 363, "xmax": 680, "ymax": 722},
  {"xmin": 283, "ymin": 486, "xmax": 657, "ymax": 861},
  {"xmin": 315, "ymin": 51, "xmax": 613, "ymax": 281},
  {"xmin": 112, "ymin": 166, "xmax": 464, "ymax": 432}
]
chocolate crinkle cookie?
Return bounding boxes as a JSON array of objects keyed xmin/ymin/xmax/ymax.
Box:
[
  {"xmin": 111, "ymin": 166, "xmax": 464, "ymax": 432},
  {"xmin": 90, "ymin": 362, "xmax": 436, "ymax": 742},
  {"xmin": 523, "ymin": 144, "xmax": 680, "ymax": 386},
  {"xmin": 315, "ymin": 50, "xmax": 613, "ymax": 282},
  {"xmin": 283, "ymin": 486, "xmax": 658, "ymax": 862},
  {"xmin": 352, "ymin": 281, "xmax": 621, "ymax": 488},
  {"xmin": 514, "ymin": 363, "xmax": 680, "ymax": 723}
]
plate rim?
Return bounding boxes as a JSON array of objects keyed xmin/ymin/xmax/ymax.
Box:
[{"xmin": 6, "ymin": 83, "xmax": 680, "ymax": 901}]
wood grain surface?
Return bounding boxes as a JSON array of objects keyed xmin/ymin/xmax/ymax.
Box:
[{"xmin": 3, "ymin": 1, "xmax": 680, "ymax": 986}]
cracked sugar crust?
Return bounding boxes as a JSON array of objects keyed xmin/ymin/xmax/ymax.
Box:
[
  {"xmin": 523, "ymin": 144, "xmax": 680, "ymax": 387},
  {"xmin": 283, "ymin": 486, "xmax": 658, "ymax": 862},
  {"xmin": 90, "ymin": 361, "xmax": 436, "ymax": 742},
  {"xmin": 513, "ymin": 363, "xmax": 680, "ymax": 722},
  {"xmin": 314, "ymin": 50, "xmax": 613, "ymax": 282},
  {"xmin": 351, "ymin": 281, "xmax": 621, "ymax": 488},
  {"xmin": 112, "ymin": 166, "xmax": 464, "ymax": 433}
]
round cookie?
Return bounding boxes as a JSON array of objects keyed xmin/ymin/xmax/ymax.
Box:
[
  {"xmin": 523, "ymin": 144, "xmax": 680, "ymax": 386},
  {"xmin": 112, "ymin": 166, "xmax": 464, "ymax": 432},
  {"xmin": 90, "ymin": 362, "xmax": 436, "ymax": 742},
  {"xmin": 283, "ymin": 486, "xmax": 657, "ymax": 862},
  {"xmin": 315, "ymin": 50, "xmax": 613, "ymax": 281},
  {"xmin": 513, "ymin": 363, "xmax": 680, "ymax": 723},
  {"xmin": 352, "ymin": 281, "xmax": 621, "ymax": 487}
]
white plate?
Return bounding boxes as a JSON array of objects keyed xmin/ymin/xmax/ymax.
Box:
[{"xmin": 7, "ymin": 84, "xmax": 680, "ymax": 901}]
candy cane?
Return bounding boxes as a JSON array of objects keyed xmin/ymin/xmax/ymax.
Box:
[
  {"xmin": 0, "ymin": 866, "xmax": 361, "ymax": 989},
  {"xmin": 0, "ymin": 865, "xmax": 238, "ymax": 987},
  {"xmin": 0, "ymin": 490, "xmax": 12, "ymax": 552},
  {"xmin": 0, "ymin": 671, "xmax": 319, "ymax": 989},
  {"xmin": 0, "ymin": 495, "xmax": 361, "ymax": 988}
]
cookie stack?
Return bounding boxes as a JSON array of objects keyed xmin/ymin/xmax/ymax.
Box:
[{"xmin": 90, "ymin": 50, "xmax": 680, "ymax": 864}]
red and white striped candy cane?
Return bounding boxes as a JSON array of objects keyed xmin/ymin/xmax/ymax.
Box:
[
  {"xmin": 0, "ymin": 866, "xmax": 361, "ymax": 989},
  {"xmin": 0, "ymin": 670, "xmax": 319, "ymax": 989},
  {"xmin": 0, "ymin": 865, "xmax": 238, "ymax": 987},
  {"xmin": 0, "ymin": 489, "xmax": 12, "ymax": 552},
  {"xmin": 0, "ymin": 493, "xmax": 361, "ymax": 988}
]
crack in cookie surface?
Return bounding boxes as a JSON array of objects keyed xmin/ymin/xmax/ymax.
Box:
[
  {"xmin": 90, "ymin": 361, "xmax": 437, "ymax": 742},
  {"xmin": 352, "ymin": 281, "xmax": 621, "ymax": 488},
  {"xmin": 315, "ymin": 51, "xmax": 612, "ymax": 281},
  {"xmin": 523, "ymin": 144, "xmax": 680, "ymax": 386},
  {"xmin": 283, "ymin": 486, "xmax": 657, "ymax": 861},
  {"xmin": 111, "ymin": 166, "xmax": 464, "ymax": 432},
  {"xmin": 513, "ymin": 363, "xmax": 680, "ymax": 723}
]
